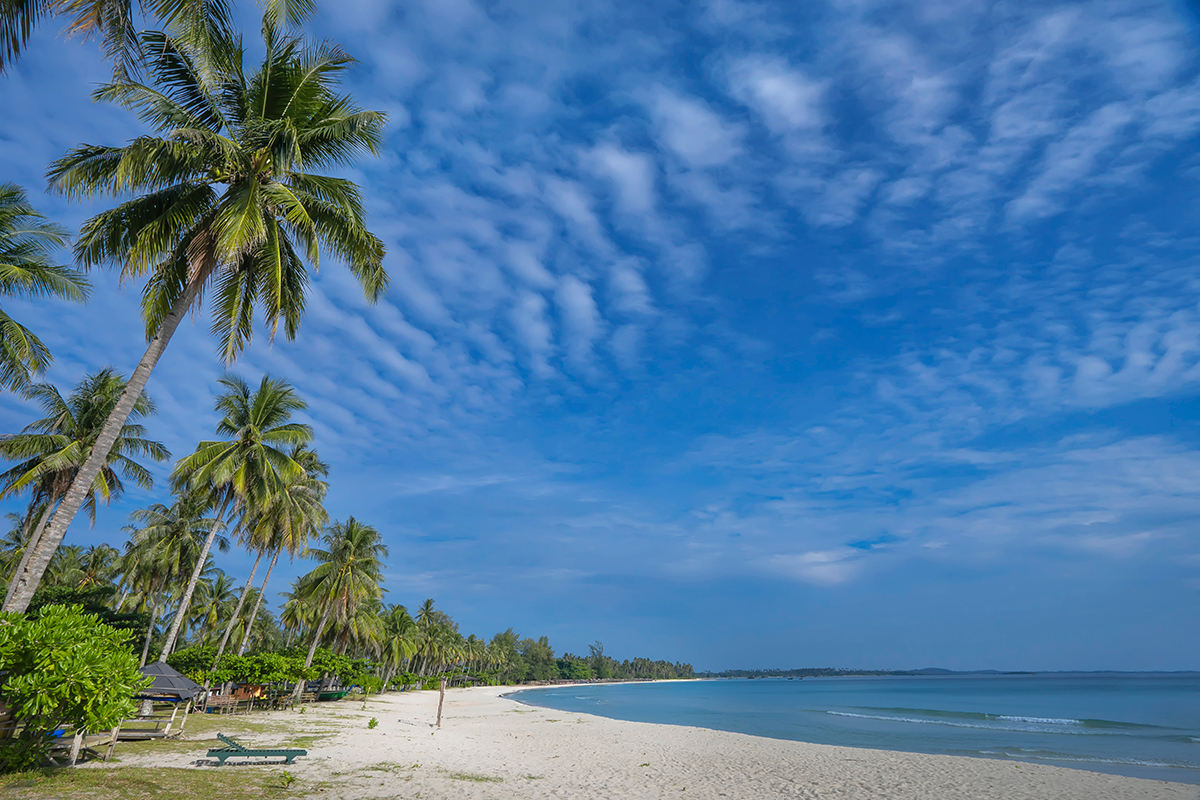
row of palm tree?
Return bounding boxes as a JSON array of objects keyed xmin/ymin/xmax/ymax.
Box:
[{"xmin": 0, "ymin": 0, "xmax": 389, "ymax": 615}]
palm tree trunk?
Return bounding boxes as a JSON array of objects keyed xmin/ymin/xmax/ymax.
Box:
[
  {"xmin": 157, "ymin": 520, "xmax": 221, "ymax": 661},
  {"xmin": 140, "ymin": 602, "xmax": 159, "ymax": 667},
  {"xmin": 211, "ymin": 549, "xmax": 262, "ymax": 665},
  {"xmin": 3, "ymin": 277, "xmax": 206, "ymax": 613},
  {"xmin": 293, "ymin": 603, "xmax": 333, "ymax": 699},
  {"xmin": 2, "ymin": 503, "xmax": 51, "ymax": 608},
  {"xmin": 237, "ymin": 548, "xmax": 278, "ymax": 656},
  {"xmin": 115, "ymin": 584, "xmax": 131, "ymax": 612}
]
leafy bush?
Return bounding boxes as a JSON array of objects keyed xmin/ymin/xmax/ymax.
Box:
[
  {"xmin": 368, "ymin": 717, "xmax": 378, "ymax": 729},
  {"xmin": 0, "ymin": 605, "xmax": 148, "ymax": 772}
]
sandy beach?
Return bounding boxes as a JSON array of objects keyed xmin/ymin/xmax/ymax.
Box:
[{"xmin": 94, "ymin": 685, "xmax": 1198, "ymax": 799}]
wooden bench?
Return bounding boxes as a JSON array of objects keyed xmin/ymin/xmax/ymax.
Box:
[
  {"xmin": 204, "ymin": 695, "xmax": 244, "ymax": 715},
  {"xmin": 207, "ymin": 733, "xmax": 307, "ymax": 766}
]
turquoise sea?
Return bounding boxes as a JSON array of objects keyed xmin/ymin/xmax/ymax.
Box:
[{"xmin": 512, "ymin": 674, "xmax": 1200, "ymax": 784}]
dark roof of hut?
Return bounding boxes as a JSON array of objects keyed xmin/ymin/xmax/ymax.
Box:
[{"xmin": 136, "ymin": 662, "xmax": 203, "ymax": 701}]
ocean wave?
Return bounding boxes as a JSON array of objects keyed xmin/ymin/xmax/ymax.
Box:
[
  {"xmin": 847, "ymin": 707, "xmax": 1165, "ymax": 732},
  {"xmin": 971, "ymin": 748, "xmax": 1197, "ymax": 770},
  {"xmin": 826, "ymin": 710, "xmax": 1128, "ymax": 735}
]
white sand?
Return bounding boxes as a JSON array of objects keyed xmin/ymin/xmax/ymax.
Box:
[{"xmin": 110, "ymin": 685, "xmax": 1199, "ymax": 799}]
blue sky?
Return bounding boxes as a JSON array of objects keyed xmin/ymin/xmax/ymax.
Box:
[{"xmin": 2, "ymin": 0, "xmax": 1199, "ymax": 671}]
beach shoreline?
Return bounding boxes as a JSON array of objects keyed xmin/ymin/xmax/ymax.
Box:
[{"xmin": 89, "ymin": 684, "xmax": 1197, "ymax": 799}]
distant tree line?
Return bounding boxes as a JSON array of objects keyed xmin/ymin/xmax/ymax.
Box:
[{"xmin": 697, "ymin": 668, "xmax": 919, "ymax": 678}]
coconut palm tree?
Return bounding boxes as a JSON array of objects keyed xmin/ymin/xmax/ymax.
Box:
[
  {"xmin": 0, "ymin": 183, "xmax": 88, "ymax": 391},
  {"xmin": 0, "ymin": 0, "xmax": 311, "ymax": 73},
  {"xmin": 76, "ymin": 543, "xmax": 120, "ymax": 588},
  {"xmin": 189, "ymin": 568, "xmax": 236, "ymax": 644},
  {"xmin": 5, "ymin": 13, "xmax": 388, "ymax": 614},
  {"xmin": 292, "ymin": 517, "xmax": 386, "ymax": 697},
  {"xmin": 160, "ymin": 373, "xmax": 312, "ymax": 660},
  {"xmin": 212, "ymin": 444, "xmax": 326, "ymax": 664},
  {"xmin": 236, "ymin": 445, "xmax": 326, "ymax": 656},
  {"xmin": 0, "ymin": 368, "xmax": 168, "ymax": 606},
  {"xmin": 121, "ymin": 492, "xmax": 226, "ymax": 664},
  {"xmin": 379, "ymin": 604, "xmax": 418, "ymax": 686}
]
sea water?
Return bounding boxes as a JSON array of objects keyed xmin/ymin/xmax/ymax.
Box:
[{"xmin": 512, "ymin": 674, "xmax": 1200, "ymax": 784}]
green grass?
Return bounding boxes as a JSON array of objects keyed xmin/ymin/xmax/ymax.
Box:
[
  {"xmin": 444, "ymin": 771, "xmax": 503, "ymax": 783},
  {"xmin": 0, "ymin": 767, "xmax": 304, "ymax": 800}
]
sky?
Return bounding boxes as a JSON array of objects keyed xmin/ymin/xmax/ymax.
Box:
[{"xmin": 1, "ymin": 0, "xmax": 1199, "ymax": 672}]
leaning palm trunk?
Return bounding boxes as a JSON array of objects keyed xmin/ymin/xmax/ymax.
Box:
[
  {"xmin": 2, "ymin": 503, "xmax": 51, "ymax": 608},
  {"xmin": 293, "ymin": 603, "xmax": 333, "ymax": 700},
  {"xmin": 3, "ymin": 278, "xmax": 206, "ymax": 613},
  {"xmin": 238, "ymin": 548, "xmax": 279, "ymax": 656},
  {"xmin": 211, "ymin": 549, "xmax": 262, "ymax": 665},
  {"xmin": 157, "ymin": 514, "xmax": 221, "ymax": 661},
  {"xmin": 140, "ymin": 601, "xmax": 159, "ymax": 667}
]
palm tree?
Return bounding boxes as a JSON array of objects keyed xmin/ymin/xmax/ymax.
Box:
[
  {"xmin": 0, "ymin": 368, "xmax": 168, "ymax": 607},
  {"xmin": 236, "ymin": 445, "xmax": 326, "ymax": 656},
  {"xmin": 5, "ymin": 13, "xmax": 388, "ymax": 614},
  {"xmin": 76, "ymin": 543, "xmax": 120, "ymax": 588},
  {"xmin": 161, "ymin": 373, "xmax": 313, "ymax": 660},
  {"xmin": 189, "ymin": 568, "xmax": 236, "ymax": 644},
  {"xmin": 292, "ymin": 517, "xmax": 386, "ymax": 697},
  {"xmin": 0, "ymin": 0, "xmax": 311, "ymax": 73},
  {"xmin": 379, "ymin": 604, "xmax": 418, "ymax": 686},
  {"xmin": 0, "ymin": 183, "xmax": 88, "ymax": 391},
  {"xmin": 121, "ymin": 492, "xmax": 226, "ymax": 665}
]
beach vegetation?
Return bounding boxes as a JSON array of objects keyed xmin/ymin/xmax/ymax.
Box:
[
  {"xmin": 0, "ymin": 604, "xmax": 148, "ymax": 772},
  {"xmin": 4, "ymin": 4, "xmax": 389, "ymax": 614}
]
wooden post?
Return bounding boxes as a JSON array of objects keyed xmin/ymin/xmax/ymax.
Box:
[
  {"xmin": 436, "ymin": 678, "xmax": 446, "ymax": 728},
  {"xmin": 68, "ymin": 731, "xmax": 83, "ymax": 766},
  {"xmin": 178, "ymin": 699, "xmax": 192, "ymax": 732},
  {"xmin": 163, "ymin": 703, "xmax": 179, "ymax": 736},
  {"xmin": 104, "ymin": 725, "xmax": 120, "ymax": 761}
]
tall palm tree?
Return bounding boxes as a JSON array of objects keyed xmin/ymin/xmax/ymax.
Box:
[
  {"xmin": 5, "ymin": 13, "xmax": 388, "ymax": 614},
  {"xmin": 236, "ymin": 445, "xmax": 326, "ymax": 656},
  {"xmin": 121, "ymin": 492, "xmax": 226, "ymax": 665},
  {"xmin": 379, "ymin": 604, "xmax": 418, "ymax": 686},
  {"xmin": 292, "ymin": 517, "xmax": 386, "ymax": 697},
  {"xmin": 0, "ymin": 183, "xmax": 88, "ymax": 391},
  {"xmin": 76, "ymin": 543, "xmax": 120, "ymax": 588},
  {"xmin": 0, "ymin": 0, "xmax": 310, "ymax": 73},
  {"xmin": 160, "ymin": 373, "xmax": 312, "ymax": 660},
  {"xmin": 189, "ymin": 568, "xmax": 236, "ymax": 644},
  {"xmin": 0, "ymin": 368, "xmax": 168, "ymax": 606}
]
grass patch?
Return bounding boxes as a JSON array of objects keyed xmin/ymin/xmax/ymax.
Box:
[
  {"xmin": 444, "ymin": 771, "xmax": 502, "ymax": 783},
  {"xmin": 0, "ymin": 767, "xmax": 303, "ymax": 799}
]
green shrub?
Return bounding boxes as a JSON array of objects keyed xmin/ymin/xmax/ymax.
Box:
[
  {"xmin": 368, "ymin": 717, "xmax": 378, "ymax": 729},
  {"xmin": 0, "ymin": 605, "xmax": 149, "ymax": 772}
]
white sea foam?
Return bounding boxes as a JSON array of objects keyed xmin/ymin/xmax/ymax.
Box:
[{"xmin": 826, "ymin": 711, "xmax": 1104, "ymax": 735}]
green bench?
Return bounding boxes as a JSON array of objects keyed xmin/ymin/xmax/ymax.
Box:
[{"xmin": 207, "ymin": 733, "xmax": 307, "ymax": 766}]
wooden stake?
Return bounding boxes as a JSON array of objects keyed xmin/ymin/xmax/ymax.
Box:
[
  {"xmin": 436, "ymin": 678, "xmax": 447, "ymax": 728},
  {"xmin": 163, "ymin": 703, "xmax": 179, "ymax": 736},
  {"xmin": 104, "ymin": 725, "xmax": 120, "ymax": 761},
  {"xmin": 68, "ymin": 731, "xmax": 83, "ymax": 767},
  {"xmin": 179, "ymin": 699, "xmax": 192, "ymax": 732}
]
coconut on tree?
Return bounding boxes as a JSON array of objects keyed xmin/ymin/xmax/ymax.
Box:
[{"xmin": 3, "ymin": 10, "xmax": 388, "ymax": 614}]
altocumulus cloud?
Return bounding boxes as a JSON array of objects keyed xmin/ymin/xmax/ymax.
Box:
[{"xmin": 1, "ymin": 0, "xmax": 1199, "ymax": 669}]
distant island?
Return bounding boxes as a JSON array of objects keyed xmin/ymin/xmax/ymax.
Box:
[{"xmin": 696, "ymin": 667, "xmax": 1199, "ymax": 678}]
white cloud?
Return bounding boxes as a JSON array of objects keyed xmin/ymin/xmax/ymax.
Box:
[
  {"xmin": 555, "ymin": 276, "xmax": 603, "ymax": 372},
  {"xmin": 647, "ymin": 87, "xmax": 746, "ymax": 168},
  {"xmin": 725, "ymin": 55, "xmax": 826, "ymax": 135}
]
